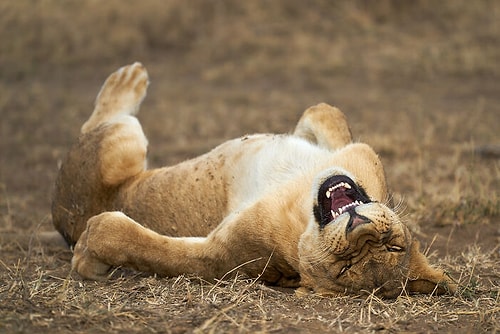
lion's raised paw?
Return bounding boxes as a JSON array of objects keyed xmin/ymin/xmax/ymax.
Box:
[{"xmin": 81, "ymin": 62, "xmax": 149, "ymax": 134}]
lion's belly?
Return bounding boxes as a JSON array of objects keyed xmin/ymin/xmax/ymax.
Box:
[
  {"xmin": 226, "ymin": 135, "xmax": 329, "ymax": 211},
  {"xmin": 113, "ymin": 134, "xmax": 330, "ymax": 237},
  {"xmin": 115, "ymin": 155, "xmax": 231, "ymax": 237}
]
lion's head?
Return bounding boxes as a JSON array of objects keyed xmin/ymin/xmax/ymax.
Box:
[{"xmin": 298, "ymin": 172, "xmax": 456, "ymax": 298}]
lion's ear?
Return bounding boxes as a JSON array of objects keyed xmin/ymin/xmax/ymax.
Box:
[{"xmin": 406, "ymin": 240, "xmax": 457, "ymax": 295}]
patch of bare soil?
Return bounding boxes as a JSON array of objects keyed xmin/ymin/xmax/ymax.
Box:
[{"xmin": 1, "ymin": 1, "xmax": 499, "ymax": 333}]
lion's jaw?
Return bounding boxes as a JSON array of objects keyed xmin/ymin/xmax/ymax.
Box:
[{"xmin": 298, "ymin": 201, "xmax": 413, "ymax": 297}]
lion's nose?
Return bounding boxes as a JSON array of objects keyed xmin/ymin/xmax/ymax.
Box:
[{"xmin": 347, "ymin": 212, "xmax": 371, "ymax": 232}]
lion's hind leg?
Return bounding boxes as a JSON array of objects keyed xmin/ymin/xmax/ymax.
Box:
[
  {"xmin": 53, "ymin": 64, "xmax": 150, "ymax": 245},
  {"xmin": 81, "ymin": 62, "xmax": 149, "ymax": 134},
  {"xmin": 98, "ymin": 116, "xmax": 148, "ymax": 186},
  {"xmin": 81, "ymin": 62, "xmax": 150, "ymax": 186},
  {"xmin": 53, "ymin": 116, "xmax": 148, "ymax": 245},
  {"xmin": 293, "ymin": 103, "xmax": 352, "ymax": 150}
]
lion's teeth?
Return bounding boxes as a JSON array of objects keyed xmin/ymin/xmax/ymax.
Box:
[
  {"xmin": 326, "ymin": 190, "xmax": 331, "ymax": 199},
  {"xmin": 328, "ymin": 182, "xmax": 353, "ymax": 195},
  {"xmin": 330, "ymin": 200, "xmax": 366, "ymax": 220}
]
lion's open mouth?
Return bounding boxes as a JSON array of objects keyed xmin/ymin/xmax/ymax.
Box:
[{"xmin": 316, "ymin": 175, "xmax": 372, "ymax": 228}]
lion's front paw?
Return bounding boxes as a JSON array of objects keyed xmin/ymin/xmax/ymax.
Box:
[
  {"xmin": 71, "ymin": 211, "xmax": 145, "ymax": 280},
  {"xmin": 71, "ymin": 211, "xmax": 132, "ymax": 280},
  {"xmin": 82, "ymin": 62, "xmax": 150, "ymax": 133},
  {"xmin": 71, "ymin": 228, "xmax": 112, "ymax": 280}
]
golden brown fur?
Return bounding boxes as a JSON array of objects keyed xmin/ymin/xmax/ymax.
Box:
[{"xmin": 52, "ymin": 63, "xmax": 456, "ymax": 297}]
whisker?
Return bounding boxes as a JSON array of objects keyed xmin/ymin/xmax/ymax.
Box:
[{"xmin": 302, "ymin": 243, "xmax": 338, "ymax": 266}]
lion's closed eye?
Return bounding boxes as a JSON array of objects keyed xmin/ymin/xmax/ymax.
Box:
[
  {"xmin": 336, "ymin": 264, "xmax": 352, "ymax": 278},
  {"xmin": 386, "ymin": 245, "xmax": 405, "ymax": 252}
]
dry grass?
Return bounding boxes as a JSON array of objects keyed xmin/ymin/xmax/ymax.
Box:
[
  {"xmin": 1, "ymin": 241, "xmax": 498, "ymax": 333},
  {"xmin": 1, "ymin": 0, "xmax": 499, "ymax": 333}
]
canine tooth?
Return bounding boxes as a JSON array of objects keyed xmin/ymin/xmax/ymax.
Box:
[
  {"xmin": 344, "ymin": 183, "xmax": 351, "ymax": 189},
  {"xmin": 326, "ymin": 190, "xmax": 331, "ymax": 198}
]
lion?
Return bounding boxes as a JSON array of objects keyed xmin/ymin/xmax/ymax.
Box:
[{"xmin": 52, "ymin": 62, "xmax": 456, "ymax": 298}]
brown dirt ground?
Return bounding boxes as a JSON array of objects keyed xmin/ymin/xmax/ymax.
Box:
[{"xmin": 0, "ymin": 1, "xmax": 499, "ymax": 333}]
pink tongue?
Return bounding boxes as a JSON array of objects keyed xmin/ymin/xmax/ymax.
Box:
[{"xmin": 331, "ymin": 189, "xmax": 353, "ymax": 212}]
